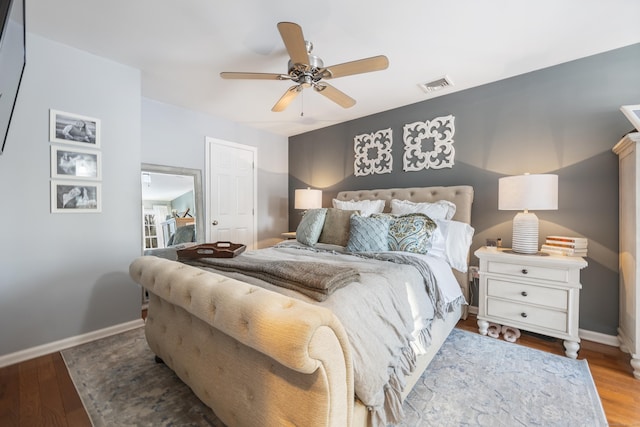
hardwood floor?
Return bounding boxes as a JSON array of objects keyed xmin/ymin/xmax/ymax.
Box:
[
  {"xmin": 0, "ymin": 352, "xmax": 91, "ymax": 427},
  {"xmin": 0, "ymin": 313, "xmax": 638, "ymax": 426}
]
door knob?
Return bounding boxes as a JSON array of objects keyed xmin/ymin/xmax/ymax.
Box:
[{"xmin": 212, "ymin": 220, "xmax": 219, "ymax": 226}]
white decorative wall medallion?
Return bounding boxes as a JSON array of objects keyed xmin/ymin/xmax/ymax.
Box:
[
  {"xmin": 402, "ymin": 115, "xmax": 455, "ymax": 171},
  {"xmin": 353, "ymin": 128, "xmax": 393, "ymax": 176}
]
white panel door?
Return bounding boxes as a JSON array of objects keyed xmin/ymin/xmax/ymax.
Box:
[{"xmin": 206, "ymin": 137, "xmax": 257, "ymax": 249}]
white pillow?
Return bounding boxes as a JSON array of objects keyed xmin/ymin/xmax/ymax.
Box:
[
  {"xmin": 432, "ymin": 219, "xmax": 475, "ymax": 272},
  {"xmin": 390, "ymin": 199, "xmax": 457, "ymax": 220},
  {"xmin": 332, "ymin": 198, "xmax": 385, "ymax": 217}
]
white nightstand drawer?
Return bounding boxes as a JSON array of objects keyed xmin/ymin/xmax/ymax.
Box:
[
  {"xmin": 487, "ymin": 278, "xmax": 568, "ymax": 310},
  {"xmin": 487, "ymin": 298, "xmax": 568, "ymax": 333},
  {"xmin": 487, "ymin": 260, "xmax": 568, "ymax": 282}
]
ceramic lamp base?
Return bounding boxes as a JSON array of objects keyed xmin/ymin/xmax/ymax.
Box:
[{"xmin": 512, "ymin": 211, "xmax": 539, "ymax": 254}]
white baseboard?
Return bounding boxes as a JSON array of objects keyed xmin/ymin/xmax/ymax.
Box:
[
  {"xmin": 466, "ymin": 305, "xmax": 619, "ymax": 347},
  {"xmin": 579, "ymin": 328, "xmax": 620, "ymax": 347},
  {"xmin": 0, "ymin": 318, "xmax": 145, "ymax": 368}
]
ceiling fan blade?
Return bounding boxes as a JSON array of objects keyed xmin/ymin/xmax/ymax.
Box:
[
  {"xmin": 220, "ymin": 72, "xmax": 288, "ymax": 80},
  {"xmin": 272, "ymin": 85, "xmax": 302, "ymax": 112},
  {"xmin": 277, "ymin": 22, "xmax": 309, "ymax": 66},
  {"xmin": 321, "ymin": 55, "xmax": 389, "ymax": 79},
  {"xmin": 314, "ymin": 83, "xmax": 356, "ymax": 109}
]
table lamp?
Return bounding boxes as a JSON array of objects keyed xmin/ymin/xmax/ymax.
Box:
[
  {"xmin": 498, "ymin": 173, "xmax": 558, "ymax": 254},
  {"xmin": 294, "ymin": 187, "xmax": 322, "ymax": 214}
]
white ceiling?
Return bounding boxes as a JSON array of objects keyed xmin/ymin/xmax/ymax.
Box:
[{"xmin": 28, "ymin": 0, "xmax": 640, "ymax": 137}]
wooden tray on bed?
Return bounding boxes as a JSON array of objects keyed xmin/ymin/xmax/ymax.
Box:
[{"xmin": 177, "ymin": 242, "xmax": 246, "ymax": 260}]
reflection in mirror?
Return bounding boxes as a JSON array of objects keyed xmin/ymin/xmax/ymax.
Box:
[{"xmin": 140, "ymin": 163, "xmax": 204, "ymax": 252}]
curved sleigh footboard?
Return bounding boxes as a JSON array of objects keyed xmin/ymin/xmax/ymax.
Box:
[{"xmin": 130, "ymin": 256, "xmax": 355, "ymax": 427}]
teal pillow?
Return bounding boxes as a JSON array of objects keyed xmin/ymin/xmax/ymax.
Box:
[
  {"xmin": 296, "ymin": 208, "xmax": 327, "ymax": 246},
  {"xmin": 387, "ymin": 213, "xmax": 437, "ymax": 254},
  {"xmin": 346, "ymin": 215, "xmax": 391, "ymax": 252}
]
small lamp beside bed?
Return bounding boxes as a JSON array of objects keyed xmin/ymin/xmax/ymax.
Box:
[
  {"xmin": 499, "ymin": 173, "xmax": 558, "ymax": 254},
  {"xmin": 294, "ymin": 187, "xmax": 322, "ymax": 214}
]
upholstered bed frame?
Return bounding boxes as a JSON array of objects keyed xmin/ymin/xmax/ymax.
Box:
[{"xmin": 129, "ymin": 185, "xmax": 474, "ymax": 426}]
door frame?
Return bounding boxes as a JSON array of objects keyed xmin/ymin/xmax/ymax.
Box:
[{"xmin": 205, "ymin": 137, "xmax": 258, "ymax": 249}]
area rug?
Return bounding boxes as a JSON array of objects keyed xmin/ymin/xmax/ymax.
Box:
[{"xmin": 61, "ymin": 327, "xmax": 607, "ymax": 427}]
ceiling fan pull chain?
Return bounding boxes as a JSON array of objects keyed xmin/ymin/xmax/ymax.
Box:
[{"xmin": 300, "ymin": 91, "xmax": 304, "ymax": 117}]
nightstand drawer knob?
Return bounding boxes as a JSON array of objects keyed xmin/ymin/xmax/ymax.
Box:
[
  {"xmin": 521, "ymin": 312, "xmax": 528, "ymax": 318},
  {"xmin": 521, "ymin": 269, "xmax": 528, "ymax": 274},
  {"xmin": 521, "ymin": 291, "xmax": 528, "ymax": 297}
]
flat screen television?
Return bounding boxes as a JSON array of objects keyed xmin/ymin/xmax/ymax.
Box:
[{"xmin": 0, "ymin": 0, "xmax": 26, "ymax": 155}]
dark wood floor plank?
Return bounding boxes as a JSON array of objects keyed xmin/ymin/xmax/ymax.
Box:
[
  {"xmin": 18, "ymin": 358, "xmax": 42, "ymax": 427},
  {"xmin": 52, "ymin": 353, "xmax": 91, "ymax": 427},
  {"xmin": 37, "ymin": 355, "xmax": 68, "ymax": 427},
  {"xmin": 0, "ymin": 362, "xmax": 20, "ymax": 426}
]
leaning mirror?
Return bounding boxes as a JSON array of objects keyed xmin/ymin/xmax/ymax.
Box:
[{"xmin": 140, "ymin": 163, "xmax": 204, "ymax": 251}]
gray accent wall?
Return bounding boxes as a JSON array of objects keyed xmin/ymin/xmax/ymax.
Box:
[{"xmin": 289, "ymin": 43, "xmax": 640, "ymax": 336}]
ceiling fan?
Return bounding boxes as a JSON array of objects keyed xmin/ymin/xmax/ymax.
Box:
[{"xmin": 220, "ymin": 22, "xmax": 389, "ymax": 112}]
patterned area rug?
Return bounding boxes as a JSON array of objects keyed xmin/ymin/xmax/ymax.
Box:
[{"xmin": 61, "ymin": 327, "xmax": 607, "ymax": 427}]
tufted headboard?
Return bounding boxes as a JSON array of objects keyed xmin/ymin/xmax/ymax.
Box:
[{"xmin": 335, "ymin": 186, "xmax": 474, "ymax": 224}]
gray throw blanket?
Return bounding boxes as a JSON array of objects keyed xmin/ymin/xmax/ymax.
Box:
[{"xmin": 186, "ymin": 257, "xmax": 359, "ymax": 301}]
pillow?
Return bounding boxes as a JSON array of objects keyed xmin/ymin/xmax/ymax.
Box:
[
  {"xmin": 433, "ymin": 219, "xmax": 475, "ymax": 272},
  {"xmin": 346, "ymin": 215, "xmax": 392, "ymax": 252},
  {"xmin": 386, "ymin": 213, "xmax": 437, "ymax": 254},
  {"xmin": 390, "ymin": 199, "xmax": 457, "ymax": 220},
  {"xmin": 332, "ymin": 199, "xmax": 385, "ymax": 217},
  {"xmin": 296, "ymin": 208, "xmax": 327, "ymax": 246},
  {"xmin": 318, "ymin": 208, "xmax": 359, "ymax": 246}
]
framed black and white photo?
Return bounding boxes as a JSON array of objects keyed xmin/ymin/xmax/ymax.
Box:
[
  {"xmin": 49, "ymin": 109, "xmax": 101, "ymax": 148},
  {"xmin": 621, "ymin": 105, "xmax": 640, "ymax": 133},
  {"xmin": 51, "ymin": 145, "xmax": 101, "ymax": 180},
  {"xmin": 51, "ymin": 180, "xmax": 102, "ymax": 213}
]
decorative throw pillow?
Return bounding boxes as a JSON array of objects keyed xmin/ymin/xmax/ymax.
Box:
[
  {"xmin": 387, "ymin": 213, "xmax": 437, "ymax": 254},
  {"xmin": 296, "ymin": 208, "xmax": 327, "ymax": 246},
  {"xmin": 390, "ymin": 199, "xmax": 457, "ymax": 220},
  {"xmin": 346, "ymin": 215, "xmax": 392, "ymax": 252},
  {"xmin": 318, "ymin": 208, "xmax": 359, "ymax": 247},
  {"xmin": 332, "ymin": 199, "xmax": 385, "ymax": 217}
]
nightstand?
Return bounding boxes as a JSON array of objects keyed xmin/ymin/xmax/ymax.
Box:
[
  {"xmin": 281, "ymin": 231, "xmax": 296, "ymax": 240},
  {"xmin": 475, "ymin": 247, "xmax": 588, "ymax": 358}
]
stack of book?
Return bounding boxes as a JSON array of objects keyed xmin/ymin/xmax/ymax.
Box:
[{"xmin": 541, "ymin": 236, "xmax": 588, "ymax": 256}]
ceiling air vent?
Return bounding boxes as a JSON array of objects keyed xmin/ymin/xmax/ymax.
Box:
[{"xmin": 418, "ymin": 75, "xmax": 454, "ymax": 93}]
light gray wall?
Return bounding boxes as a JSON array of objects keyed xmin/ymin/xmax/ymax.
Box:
[
  {"xmin": 141, "ymin": 98, "xmax": 289, "ymax": 248},
  {"xmin": 289, "ymin": 43, "xmax": 640, "ymax": 336},
  {"xmin": 0, "ymin": 33, "xmax": 142, "ymax": 355}
]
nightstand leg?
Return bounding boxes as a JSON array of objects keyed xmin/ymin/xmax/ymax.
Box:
[
  {"xmin": 477, "ymin": 319, "xmax": 489, "ymax": 336},
  {"xmin": 631, "ymin": 354, "xmax": 640, "ymax": 380},
  {"xmin": 563, "ymin": 340, "xmax": 580, "ymax": 359}
]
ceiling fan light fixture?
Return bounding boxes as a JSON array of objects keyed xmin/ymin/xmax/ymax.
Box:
[
  {"xmin": 221, "ymin": 22, "xmax": 388, "ymax": 112},
  {"xmin": 419, "ymin": 75, "xmax": 454, "ymax": 93}
]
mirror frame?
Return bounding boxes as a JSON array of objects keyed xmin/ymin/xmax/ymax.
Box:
[{"xmin": 141, "ymin": 163, "xmax": 205, "ymax": 244}]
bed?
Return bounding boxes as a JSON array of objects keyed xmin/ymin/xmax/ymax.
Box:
[{"xmin": 129, "ymin": 185, "xmax": 474, "ymax": 426}]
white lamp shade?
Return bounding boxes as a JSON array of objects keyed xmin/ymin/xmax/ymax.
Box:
[
  {"xmin": 499, "ymin": 174, "xmax": 558, "ymax": 254},
  {"xmin": 498, "ymin": 174, "xmax": 558, "ymax": 211},
  {"xmin": 294, "ymin": 188, "xmax": 322, "ymax": 210}
]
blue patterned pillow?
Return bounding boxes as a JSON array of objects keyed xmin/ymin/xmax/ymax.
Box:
[
  {"xmin": 387, "ymin": 213, "xmax": 437, "ymax": 254},
  {"xmin": 346, "ymin": 215, "xmax": 392, "ymax": 252},
  {"xmin": 296, "ymin": 208, "xmax": 327, "ymax": 246}
]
